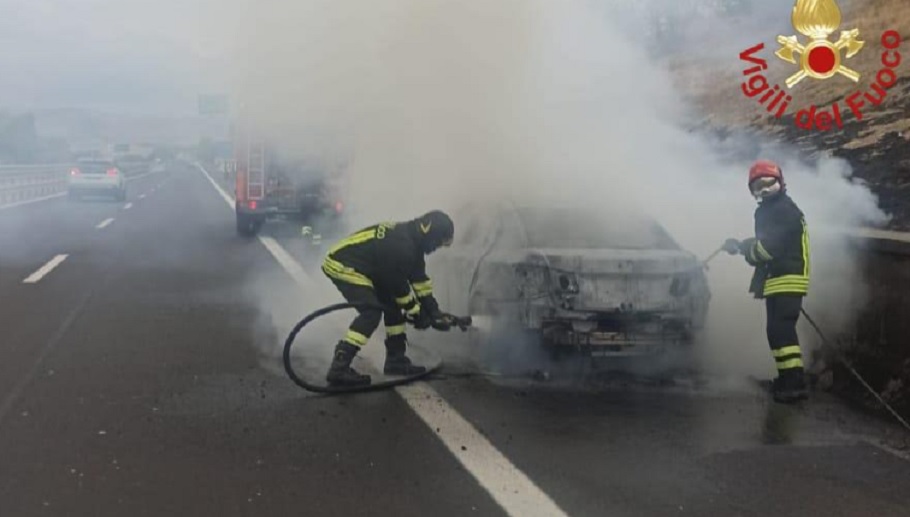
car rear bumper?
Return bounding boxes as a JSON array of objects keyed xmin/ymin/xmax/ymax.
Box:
[
  {"xmin": 68, "ymin": 183, "xmax": 125, "ymax": 197},
  {"xmin": 69, "ymin": 180, "xmax": 123, "ymax": 191}
]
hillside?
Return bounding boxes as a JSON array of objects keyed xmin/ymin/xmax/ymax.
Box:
[{"xmin": 670, "ymin": 0, "xmax": 910, "ymax": 230}]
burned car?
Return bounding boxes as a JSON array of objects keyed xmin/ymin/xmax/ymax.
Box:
[{"xmin": 429, "ymin": 202, "xmax": 711, "ymax": 360}]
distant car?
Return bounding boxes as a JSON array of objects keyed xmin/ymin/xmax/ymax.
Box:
[
  {"xmin": 429, "ymin": 202, "xmax": 712, "ymax": 361},
  {"xmin": 68, "ymin": 160, "xmax": 126, "ymax": 201}
]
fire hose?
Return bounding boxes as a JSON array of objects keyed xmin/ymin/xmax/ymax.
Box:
[
  {"xmin": 799, "ymin": 308, "xmax": 910, "ymax": 433},
  {"xmin": 713, "ymin": 240, "xmax": 910, "ymax": 432},
  {"xmin": 282, "ymin": 301, "xmax": 471, "ymax": 394}
]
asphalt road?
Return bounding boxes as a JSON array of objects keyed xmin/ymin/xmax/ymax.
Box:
[{"xmin": 0, "ymin": 161, "xmax": 908, "ymax": 517}]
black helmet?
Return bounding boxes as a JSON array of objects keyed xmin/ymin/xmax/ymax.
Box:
[{"xmin": 414, "ymin": 210, "xmax": 454, "ymax": 254}]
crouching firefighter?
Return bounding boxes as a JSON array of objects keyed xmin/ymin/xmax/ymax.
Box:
[
  {"xmin": 321, "ymin": 210, "xmax": 460, "ymax": 387},
  {"xmin": 724, "ymin": 159, "xmax": 811, "ymax": 403}
]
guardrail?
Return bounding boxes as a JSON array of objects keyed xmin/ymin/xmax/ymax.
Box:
[
  {"xmin": 845, "ymin": 227, "xmax": 910, "ymax": 256},
  {"xmin": 822, "ymin": 226, "xmax": 910, "ymax": 421},
  {"xmin": 0, "ymin": 164, "xmax": 70, "ymax": 206}
]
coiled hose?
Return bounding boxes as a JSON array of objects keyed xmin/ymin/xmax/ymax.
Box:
[{"xmin": 282, "ymin": 301, "xmax": 442, "ymax": 394}]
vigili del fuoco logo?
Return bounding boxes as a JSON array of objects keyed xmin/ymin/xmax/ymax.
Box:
[{"xmin": 738, "ymin": 0, "xmax": 902, "ymax": 131}]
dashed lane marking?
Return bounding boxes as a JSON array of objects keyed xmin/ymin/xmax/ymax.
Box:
[
  {"xmin": 96, "ymin": 218, "xmax": 115, "ymax": 229},
  {"xmin": 122, "ymin": 202, "xmax": 133, "ymax": 210},
  {"xmin": 196, "ymin": 162, "xmax": 571, "ymax": 517},
  {"xmin": 22, "ymin": 254, "xmax": 69, "ymax": 284},
  {"xmin": 124, "ymin": 170, "xmax": 161, "ymax": 182}
]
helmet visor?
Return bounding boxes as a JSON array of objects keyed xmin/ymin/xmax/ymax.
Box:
[{"xmin": 750, "ymin": 177, "xmax": 780, "ymax": 197}]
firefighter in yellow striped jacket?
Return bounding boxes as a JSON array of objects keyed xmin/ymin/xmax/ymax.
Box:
[
  {"xmin": 724, "ymin": 160, "xmax": 810, "ymax": 403},
  {"xmin": 321, "ymin": 210, "xmax": 457, "ymax": 387}
]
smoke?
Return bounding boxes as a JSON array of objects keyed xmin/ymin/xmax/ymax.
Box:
[{"xmin": 231, "ymin": 0, "xmax": 889, "ymax": 381}]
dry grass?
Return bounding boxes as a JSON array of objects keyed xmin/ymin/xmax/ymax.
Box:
[{"xmin": 674, "ymin": 0, "xmax": 910, "ymax": 129}]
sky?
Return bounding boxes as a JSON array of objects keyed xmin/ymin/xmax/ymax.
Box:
[
  {"xmin": 0, "ymin": 0, "xmax": 234, "ymax": 116},
  {"xmin": 0, "ymin": 0, "xmax": 804, "ymax": 117}
]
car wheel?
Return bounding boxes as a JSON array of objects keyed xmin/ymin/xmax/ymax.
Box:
[{"xmin": 236, "ymin": 214, "xmax": 261, "ymax": 237}]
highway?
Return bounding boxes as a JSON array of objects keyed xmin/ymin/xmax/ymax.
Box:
[{"xmin": 0, "ymin": 161, "xmax": 908, "ymax": 517}]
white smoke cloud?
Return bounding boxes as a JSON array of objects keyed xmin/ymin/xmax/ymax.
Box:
[{"xmin": 233, "ymin": 0, "xmax": 889, "ymax": 381}]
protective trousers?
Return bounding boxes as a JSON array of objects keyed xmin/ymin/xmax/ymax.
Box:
[
  {"xmin": 765, "ymin": 295, "xmax": 804, "ymax": 373},
  {"xmin": 328, "ymin": 277, "xmax": 408, "ymax": 349}
]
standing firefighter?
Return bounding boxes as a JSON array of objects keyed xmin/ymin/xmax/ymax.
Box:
[
  {"xmin": 321, "ymin": 210, "xmax": 459, "ymax": 387},
  {"xmin": 724, "ymin": 159, "xmax": 810, "ymax": 403}
]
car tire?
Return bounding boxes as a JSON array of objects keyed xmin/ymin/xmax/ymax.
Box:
[{"xmin": 236, "ymin": 214, "xmax": 261, "ymax": 237}]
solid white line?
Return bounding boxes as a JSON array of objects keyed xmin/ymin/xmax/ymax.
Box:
[
  {"xmin": 398, "ymin": 383, "xmax": 569, "ymax": 517},
  {"xmin": 258, "ymin": 236, "xmax": 314, "ymax": 285},
  {"xmin": 122, "ymin": 202, "xmax": 133, "ymax": 210},
  {"xmin": 0, "ymin": 192, "xmax": 66, "ymax": 211},
  {"xmin": 194, "ymin": 162, "xmax": 566, "ymax": 517},
  {"xmin": 23, "ymin": 254, "xmax": 69, "ymax": 284},
  {"xmin": 195, "ymin": 163, "xmax": 314, "ymax": 283},
  {"xmin": 196, "ymin": 163, "xmax": 235, "ymax": 207},
  {"xmin": 96, "ymin": 218, "xmax": 115, "ymax": 229},
  {"xmin": 124, "ymin": 170, "xmax": 160, "ymax": 182}
]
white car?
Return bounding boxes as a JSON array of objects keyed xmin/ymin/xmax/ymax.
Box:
[
  {"xmin": 429, "ymin": 202, "xmax": 712, "ymax": 362},
  {"xmin": 68, "ymin": 160, "xmax": 127, "ymax": 201}
]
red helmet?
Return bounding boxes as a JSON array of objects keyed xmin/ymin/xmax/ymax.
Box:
[{"xmin": 748, "ymin": 159, "xmax": 783, "ymax": 185}]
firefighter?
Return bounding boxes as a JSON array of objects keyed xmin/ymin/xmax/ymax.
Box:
[
  {"xmin": 321, "ymin": 210, "xmax": 459, "ymax": 387},
  {"xmin": 723, "ymin": 159, "xmax": 810, "ymax": 403}
]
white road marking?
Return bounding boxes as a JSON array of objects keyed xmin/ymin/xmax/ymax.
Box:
[
  {"xmin": 22, "ymin": 254, "xmax": 69, "ymax": 284},
  {"xmin": 96, "ymin": 218, "xmax": 115, "ymax": 229},
  {"xmin": 0, "ymin": 192, "xmax": 66, "ymax": 211},
  {"xmin": 138, "ymin": 194, "xmax": 146, "ymax": 199},
  {"xmin": 125, "ymin": 171, "xmax": 154, "ymax": 182},
  {"xmin": 196, "ymin": 163, "xmax": 235, "ymax": 207},
  {"xmin": 398, "ymin": 383, "xmax": 569, "ymax": 517},
  {"xmin": 122, "ymin": 202, "xmax": 133, "ymax": 210},
  {"xmin": 258, "ymin": 236, "xmax": 314, "ymax": 285},
  {"xmin": 196, "ymin": 161, "xmax": 567, "ymax": 517}
]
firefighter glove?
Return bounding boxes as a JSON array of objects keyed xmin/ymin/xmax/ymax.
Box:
[
  {"xmin": 407, "ymin": 308, "xmax": 432, "ymax": 330},
  {"xmin": 431, "ymin": 313, "xmax": 456, "ymax": 332},
  {"xmin": 739, "ymin": 237, "xmax": 759, "ymax": 266},
  {"xmin": 723, "ymin": 238, "xmax": 741, "ymax": 255}
]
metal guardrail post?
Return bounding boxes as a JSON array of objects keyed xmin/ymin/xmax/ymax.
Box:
[{"xmin": 0, "ymin": 164, "xmax": 69, "ymax": 206}]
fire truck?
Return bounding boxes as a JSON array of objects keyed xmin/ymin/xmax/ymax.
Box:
[{"xmin": 232, "ymin": 120, "xmax": 346, "ymax": 238}]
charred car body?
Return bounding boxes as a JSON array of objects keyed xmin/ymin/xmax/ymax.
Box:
[{"xmin": 430, "ymin": 202, "xmax": 711, "ymax": 360}]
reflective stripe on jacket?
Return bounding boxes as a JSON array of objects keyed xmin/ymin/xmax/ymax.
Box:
[
  {"xmin": 322, "ymin": 220, "xmax": 436, "ymax": 314},
  {"xmin": 740, "ymin": 192, "xmax": 810, "ymax": 298}
]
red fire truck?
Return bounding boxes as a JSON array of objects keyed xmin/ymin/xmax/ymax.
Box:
[{"xmin": 232, "ymin": 120, "xmax": 346, "ymax": 238}]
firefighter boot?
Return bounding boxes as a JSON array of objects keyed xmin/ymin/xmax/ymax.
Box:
[
  {"xmin": 772, "ymin": 368, "xmax": 808, "ymax": 404},
  {"xmin": 384, "ymin": 335, "xmax": 426, "ymax": 376},
  {"xmin": 326, "ymin": 341, "xmax": 371, "ymax": 387}
]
